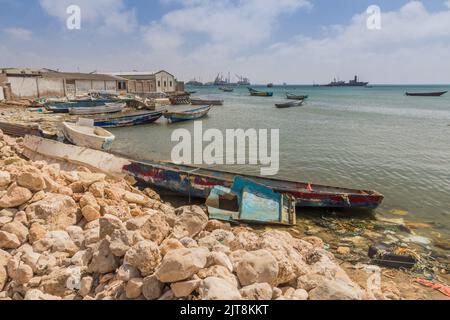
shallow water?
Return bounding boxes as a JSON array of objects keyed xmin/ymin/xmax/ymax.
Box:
[{"xmin": 110, "ymin": 85, "xmax": 450, "ymax": 236}]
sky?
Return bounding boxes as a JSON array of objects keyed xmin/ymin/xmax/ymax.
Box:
[{"xmin": 1, "ymin": 0, "xmax": 450, "ymax": 84}]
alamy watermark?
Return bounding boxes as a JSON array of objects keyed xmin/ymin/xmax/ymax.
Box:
[
  {"xmin": 367, "ymin": 5, "xmax": 382, "ymax": 30},
  {"xmin": 66, "ymin": 5, "xmax": 81, "ymax": 30},
  {"xmin": 171, "ymin": 122, "xmax": 280, "ymax": 176}
]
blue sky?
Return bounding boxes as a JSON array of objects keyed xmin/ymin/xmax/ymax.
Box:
[{"xmin": 1, "ymin": 0, "xmax": 450, "ymax": 83}]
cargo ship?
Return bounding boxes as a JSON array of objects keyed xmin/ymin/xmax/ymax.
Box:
[{"xmin": 323, "ymin": 75, "xmax": 369, "ymax": 87}]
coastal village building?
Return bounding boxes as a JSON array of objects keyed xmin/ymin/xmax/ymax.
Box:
[
  {"xmin": 0, "ymin": 68, "xmax": 127, "ymax": 100},
  {"xmin": 0, "ymin": 68, "xmax": 183, "ymax": 100},
  {"xmin": 109, "ymin": 70, "xmax": 183, "ymax": 94}
]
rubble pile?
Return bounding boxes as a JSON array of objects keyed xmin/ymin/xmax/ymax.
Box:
[{"xmin": 0, "ymin": 130, "xmax": 399, "ymax": 300}]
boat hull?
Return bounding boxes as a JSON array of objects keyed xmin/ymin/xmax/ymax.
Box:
[
  {"xmin": 47, "ymin": 100, "xmax": 116, "ymax": 113},
  {"xmin": 69, "ymin": 103, "xmax": 125, "ymax": 115},
  {"xmin": 191, "ymin": 99, "xmax": 223, "ymax": 106},
  {"xmin": 405, "ymin": 91, "xmax": 447, "ymax": 97},
  {"xmin": 62, "ymin": 122, "xmax": 115, "ymax": 151},
  {"xmin": 93, "ymin": 111, "xmax": 163, "ymax": 128},
  {"xmin": 163, "ymin": 106, "xmax": 211, "ymax": 123},
  {"xmin": 286, "ymin": 94, "xmax": 308, "ymax": 100},
  {"xmin": 275, "ymin": 101, "xmax": 304, "ymax": 108},
  {"xmin": 123, "ymin": 161, "xmax": 384, "ymax": 209}
]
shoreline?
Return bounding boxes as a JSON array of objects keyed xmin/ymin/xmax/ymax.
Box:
[{"xmin": 0, "ymin": 102, "xmax": 449, "ymax": 300}]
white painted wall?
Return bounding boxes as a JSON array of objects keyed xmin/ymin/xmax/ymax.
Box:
[
  {"xmin": 38, "ymin": 78, "xmax": 65, "ymax": 97},
  {"xmin": 155, "ymin": 71, "xmax": 175, "ymax": 93},
  {"xmin": 8, "ymin": 77, "xmax": 38, "ymax": 98},
  {"xmin": 75, "ymin": 80, "xmax": 92, "ymax": 94},
  {"xmin": 0, "ymin": 86, "xmax": 4, "ymax": 101},
  {"xmin": 105, "ymin": 81, "xmax": 117, "ymax": 92},
  {"xmin": 92, "ymin": 81, "xmax": 106, "ymax": 91}
]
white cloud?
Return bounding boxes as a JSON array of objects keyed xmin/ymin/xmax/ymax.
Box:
[
  {"xmin": 39, "ymin": 0, "xmax": 137, "ymax": 33},
  {"xmin": 3, "ymin": 27, "xmax": 33, "ymax": 40}
]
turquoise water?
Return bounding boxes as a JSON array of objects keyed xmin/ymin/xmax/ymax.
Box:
[{"xmin": 110, "ymin": 85, "xmax": 450, "ymax": 236}]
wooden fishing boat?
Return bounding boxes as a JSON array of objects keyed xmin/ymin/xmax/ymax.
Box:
[
  {"xmin": 163, "ymin": 106, "xmax": 211, "ymax": 123},
  {"xmin": 123, "ymin": 160, "xmax": 384, "ymax": 209},
  {"xmin": 46, "ymin": 99, "xmax": 116, "ymax": 113},
  {"xmin": 219, "ymin": 87, "xmax": 234, "ymax": 92},
  {"xmin": 93, "ymin": 111, "xmax": 163, "ymax": 128},
  {"xmin": 0, "ymin": 122, "xmax": 43, "ymax": 138},
  {"xmin": 248, "ymin": 88, "xmax": 273, "ymax": 97},
  {"xmin": 21, "ymin": 136, "xmax": 385, "ymax": 210},
  {"xmin": 275, "ymin": 100, "xmax": 304, "ymax": 108},
  {"xmin": 286, "ymin": 93, "xmax": 309, "ymax": 100},
  {"xmin": 267, "ymin": 83, "xmax": 274, "ymax": 88},
  {"xmin": 62, "ymin": 122, "xmax": 115, "ymax": 151},
  {"xmin": 405, "ymin": 91, "xmax": 447, "ymax": 97},
  {"xmin": 69, "ymin": 102, "xmax": 126, "ymax": 115},
  {"xmin": 191, "ymin": 99, "xmax": 224, "ymax": 106}
]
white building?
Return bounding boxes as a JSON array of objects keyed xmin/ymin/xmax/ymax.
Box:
[{"xmin": 109, "ymin": 70, "xmax": 179, "ymax": 93}]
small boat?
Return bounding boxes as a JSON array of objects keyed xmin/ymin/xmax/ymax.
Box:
[
  {"xmin": 187, "ymin": 91, "xmax": 197, "ymax": 94},
  {"xmin": 267, "ymin": 83, "xmax": 274, "ymax": 88},
  {"xmin": 275, "ymin": 100, "xmax": 304, "ymax": 108},
  {"xmin": 22, "ymin": 136, "xmax": 385, "ymax": 210},
  {"xmin": 248, "ymin": 88, "xmax": 273, "ymax": 97},
  {"xmin": 169, "ymin": 93, "xmax": 191, "ymax": 105},
  {"xmin": 92, "ymin": 111, "xmax": 163, "ymax": 128},
  {"xmin": 286, "ymin": 93, "xmax": 309, "ymax": 100},
  {"xmin": 191, "ymin": 99, "xmax": 224, "ymax": 106},
  {"xmin": 62, "ymin": 122, "xmax": 115, "ymax": 151},
  {"xmin": 163, "ymin": 106, "xmax": 211, "ymax": 123},
  {"xmin": 219, "ymin": 87, "xmax": 234, "ymax": 92},
  {"xmin": 69, "ymin": 102, "xmax": 126, "ymax": 115},
  {"xmin": 122, "ymin": 160, "xmax": 384, "ymax": 209},
  {"xmin": 46, "ymin": 99, "xmax": 116, "ymax": 113},
  {"xmin": 405, "ymin": 91, "xmax": 447, "ymax": 97},
  {"xmin": 206, "ymin": 176, "xmax": 296, "ymax": 226},
  {"xmin": 0, "ymin": 122, "xmax": 44, "ymax": 138}
]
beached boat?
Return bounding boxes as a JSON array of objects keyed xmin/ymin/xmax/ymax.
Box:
[
  {"xmin": 21, "ymin": 136, "xmax": 385, "ymax": 209},
  {"xmin": 46, "ymin": 99, "xmax": 116, "ymax": 113},
  {"xmin": 248, "ymin": 88, "xmax": 273, "ymax": 97},
  {"xmin": 93, "ymin": 111, "xmax": 163, "ymax": 128},
  {"xmin": 286, "ymin": 93, "xmax": 309, "ymax": 100},
  {"xmin": 191, "ymin": 99, "xmax": 224, "ymax": 106},
  {"xmin": 123, "ymin": 160, "xmax": 384, "ymax": 209},
  {"xmin": 69, "ymin": 102, "xmax": 126, "ymax": 116},
  {"xmin": 163, "ymin": 106, "xmax": 211, "ymax": 123},
  {"xmin": 62, "ymin": 122, "xmax": 115, "ymax": 151},
  {"xmin": 0, "ymin": 122, "xmax": 44, "ymax": 138},
  {"xmin": 275, "ymin": 101, "xmax": 304, "ymax": 108},
  {"xmin": 206, "ymin": 176, "xmax": 296, "ymax": 226},
  {"xmin": 169, "ymin": 93, "xmax": 191, "ymax": 105},
  {"xmin": 405, "ymin": 91, "xmax": 447, "ymax": 97}
]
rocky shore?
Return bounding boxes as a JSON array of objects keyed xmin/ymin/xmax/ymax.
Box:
[{"xmin": 0, "ymin": 130, "xmax": 411, "ymax": 301}]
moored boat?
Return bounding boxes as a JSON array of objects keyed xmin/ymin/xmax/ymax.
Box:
[
  {"xmin": 405, "ymin": 91, "xmax": 447, "ymax": 97},
  {"xmin": 163, "ymin": 106, "xmax": 211, "ymax": 123},
  {"xmin": 219, "ymin": 87, "xmax": 234, "ymax": 92},
  {"xmin": 92, "ymin": 111, "xmax": 163, "ymax": 128},
  {"xmin": 123, "ymin": 160, "xmax": 384, "ymax": 209},
  {"xmin": 69, "ymin": 102, "xmax": 126, "ymax": 115},
  {"xmin": 46, "ymin": 99, "xmax": 116, "ymax": 113},
  {"xmin": 21, "ymin": 136, "xmax": 385, "ymax": 210},
  {"xmin": 248, "ymin": 88, "xmax": 273, "ymax": 97},
  {"xmin": 191, "ymin": 98, "xmax": 224, "ymax": 106},
  {"xmin": 62, "ymin": 122, "xmax": 115, "ymax": 151},
  {"xmin": 286, "ymin": 93, "xmax": 309, "ymax": 100},
  {"xmin": 275, "ymin": 100, "xmax": 304, "ymax": 108}
]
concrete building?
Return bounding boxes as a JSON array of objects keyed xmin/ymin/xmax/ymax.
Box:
[
  {"xmin": 0, "ymin": 68, "xmax": 127, "ymax": 100},
  {"xmin": 110, "ymin": 70, "xmax": 182, "ymax": 94}
]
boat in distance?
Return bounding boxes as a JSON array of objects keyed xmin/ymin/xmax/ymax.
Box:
[
  {"xmin": 286, "ymin": 93, "xmax": 309, "ymax": 100},
  {"xmin": 163, "ymin": 105, "xmax": 211, "ymax": 123},
  {"xmin": 69, "ymin": 102, "xmax": 126, "ymax": 115},
  {"xmin": 92, "ymin": 111, "xmax": 164, "ymax": 128},
  {"xmin": 248, "ymin": 88, "xmax": 273, "ymax": 97},
  {"xmin": 190, "ymin": 98, "xmax": 224, "ymax": 106},
  {"xmin": 123, "ymin": 160, "xmax": 384, "ymax": 209},
  {"xmin": 275, "ymin": 100, "xmax": 304, "ymax": 108},
  {"xmin": 62, "ymin": 122, "xmax": 115, "ymax": 151},
  {"xmin": 405, "ymin": 91, "xmax": 447, "ymax": 97},
  {"xmin": 322, "ymin": 75, "xmax": 369, "ymax": 87}
]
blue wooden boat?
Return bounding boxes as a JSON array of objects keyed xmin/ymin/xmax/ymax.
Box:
[
  {"xmin": 206, "ymin": 176, "xmax": 296, "ymax": 226},
  {"xmin": 163, "ymin": 106, "xmax": 211, "ymax": 123},
  {"xmin": 122, "ymin": 160, "xmax": 384, "ymax": 209},
  {"xmin": 46, "ymin": 99, "xmax": 116, "ymax": 113},
  {"xmin": 93, "ymin": 111, "xmax": 163, "ymax": 128},
  {"xmin": 248, "ymin": 88, "xmax": 273, "ymax": 97}
]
